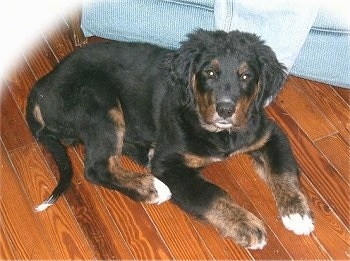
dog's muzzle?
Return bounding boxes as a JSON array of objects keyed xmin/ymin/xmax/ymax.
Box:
[
  {"xmin": 216, "ymin": 101, "xmax": 235, "ymax": 119},
  {"xmin": 214, "ymin": 101, "xmax": 235, "ymax": 129}
]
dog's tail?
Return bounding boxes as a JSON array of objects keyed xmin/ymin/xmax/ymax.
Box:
[{"xmin": 26, "ymin": 92, "xmax": 73, "ymax": 212}]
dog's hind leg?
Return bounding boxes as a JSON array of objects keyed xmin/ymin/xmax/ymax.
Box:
[
  {"xmin": 26, "ymin": 101, "xmax": 73, "ymax": 211},
  {"xmin": 85, "ymin": 157, "xmax": 171, "ymax": 204},
  {"xmin": 83, "ymin": 106, "xmax": 171, "ymax": 204}
]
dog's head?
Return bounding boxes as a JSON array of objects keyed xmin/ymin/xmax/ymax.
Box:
[{"xmin": 164, "ymin": 29, "xmax": 286, "ymax": 132}]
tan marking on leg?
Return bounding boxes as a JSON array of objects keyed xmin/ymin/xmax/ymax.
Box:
[
  {"xmin": 183, "ymin": 153, "xmax": 221, "ymax": 168},
  {"xmin": 108, "ymin": 103, "xmax": 125, "ymax": 155},
  {"xmin": 252, "ymin": 151, "xmax": 310, "ymax": 214},
  {"xmin": 204, "ymin": 195, "xmax": 267, "ymax": 249},
  {"xmin": 108, "ymin": 156, "xmax": 162, "ymax": 202},
  {"xmin": 33, "ymin": 104, "xmax": 45, "ymax": 128},
  {"xmin": 252, "ymin": 155, "xmax": 314, "ymax": 233},
  {"xmin": 269, "ymin": 173, "xmax": 312, "ymax": 217}
]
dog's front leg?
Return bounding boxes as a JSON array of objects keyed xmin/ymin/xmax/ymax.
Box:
[
  {"xmin": 249, "ymin": 127, "xmax": 314, "ymax": 235},
  {"xmin": 153, "ymin": 155, "xmax": 267, "ymax": 249}
]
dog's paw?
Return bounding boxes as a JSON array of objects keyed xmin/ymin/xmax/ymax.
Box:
[
  {"xmin": 276, "ymin": 190, "xmax": 314, "ymax": 235},
  {"xmin": 282, "ymin": 213, "xmax": 314, "ymax": 235},
  {"xmin": 205, "ymin": 197, "xmax": 267, "ymax": 249},
  {"xmin": 226, "ymin": 212, "xmax": 267, "ymax": 250},
  {"xmin": 145, "ymin": 177, "xmax": 172, "ymax": 205}
]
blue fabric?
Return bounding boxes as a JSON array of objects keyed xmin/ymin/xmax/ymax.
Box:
[
  {"xmin": 290, "ymin": 5, "xmax": 350, "ymax": 88},
  {"xmin": 290, "ymin": 29, "xmax": 350, "ymax": 88},
  {"xmin": 81, "ymin": 0, "xmax": 214, "ymax": 49},
  {"xmin": 214, "ymin": 0, "xmax": 319, "ymax": 72}
]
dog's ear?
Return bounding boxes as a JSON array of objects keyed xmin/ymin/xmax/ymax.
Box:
[
  {"xmin": 163, "ymin": 30, "xmax": 207, "ymax": 87},
  {"xmin": 162, "ymin": 30, "xmax": 207, "ymax": 106},
  {"xmin": 256, "ymin": 44, "xmax": 287, "ymax": 107}
]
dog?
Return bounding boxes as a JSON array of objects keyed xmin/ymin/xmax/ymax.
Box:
[{"xmin": 26, "ymin": 29, "xmax": 314, "ymax": 249}]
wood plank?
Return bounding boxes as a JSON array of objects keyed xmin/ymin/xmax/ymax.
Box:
[
  {"xmin": 315, "ymin": 133, "xmax": 350, "ymax": 184},
  {"xmin": 333, "ymin": 86, "xmax": 350, "ymax": 106},
  {"xmin": 0, "ymin": 141, "xmax": 60, "ymax": 259},
  {"xmin": 297, "ymin": 77, "xmax": 350, "ymax": 144},
  {"xmin": 0, "ymin": 85, "xmax": 35, "ymax": 151},
  {"xmin": 4, "ymin": 62, "xmax": 36, "ymax": 114},
  {"xmin": 42, "ymin": 20, "xmax": 75, "ymax": 60},
  {"xmin": 0, "ymin": 225, "xmax": 16, "ymax": 260},
  {"xmin": 275, "ymin": 77, "xmax": 337, "ymax": 141},
  {"xmin": 23, "ymin": 33, "xmax": 58, "ymax": 80},
  {"xmin": 97, "ymin": 187, "xmax": 173, "ymax": 260},
  {"xmin": 9, "ymin": 143, "xmax": 95, "ymax": 259},
  {"xmin": 267, "ymin": 102, "xmax": 350, "ymax": 228},
  {"xmin": 300, "ymin": 177, "xmax": 350, "ymax": 259},
  {"xmin": 63, "ymin": 148, "xmax": 134, "ymax": 259},
  {"xmin": 143, "ymin": 202, "xmax": 214, "ymax": 260}
]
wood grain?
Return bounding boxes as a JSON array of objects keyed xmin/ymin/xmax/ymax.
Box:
[
  {"xmin": 0, "ymin": 86, "xmax": 35, "ymax": 151},
  {"xmin": 315, "ymin": 133, "xmax": 350, "ymax": 184},
  {"xmin": 9, "ymin": 143, "xmax": 95, "ymax": 259},
  {"xmin": 1, "ymin": 142, "xmax": 61, "ymax": 259},
  {"xmin": 65, "ymin": 148, "xmax": 134, "ymax": 259},
  {"xmin": 334, "ymin": 86, "xmax": 350, "ymax": 106},
  {"xmin": 275, "ymin": 77, "xmax": 337, "ymax": 141},
  {"xmin": 0, "ymin": 224, "xmax": 16, "ymax": 260},
  {"xmin": 4, "ymin": 62, "xmax": 36, "ymax": 114},
  {"xmin": 98, "ymin": 188, "xmax": 173, "ymax": 259},
  {"xmin": 42, "ymin": 21, "xmax": 75, "ymax": 60},
  {"xmin": 296, "ymin": 76, "xmax": 350, "ymax": 144},
  {"xmin": 300, "ymin": 178, "xmax": 350, "ymax": 259}
]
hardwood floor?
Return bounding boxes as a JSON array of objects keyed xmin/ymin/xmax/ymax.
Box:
[{"xmin": 1, "ymin": 18, "xmax": 349, "ymax": 260}]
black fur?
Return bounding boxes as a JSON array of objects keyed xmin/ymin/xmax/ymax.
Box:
[{"xmin": 26, "ymin": 29, "xmax": 313, "ymax": 248}]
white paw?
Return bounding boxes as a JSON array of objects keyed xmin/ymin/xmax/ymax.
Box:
[
  {"xmin": 148, "ymin": 178, "xmax": 171, "ymax": 204},
  {"xmin": 282, "ymin": 214, "xmax": 314, "ymax": 235}
]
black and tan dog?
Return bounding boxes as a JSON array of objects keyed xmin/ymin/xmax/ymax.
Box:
[{"xmin": 26, "ymin": 29, "xmax": 314, "ymax": 249}]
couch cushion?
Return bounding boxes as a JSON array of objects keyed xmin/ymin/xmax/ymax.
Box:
[
  {"xmin": 81, "ymin": 0, "xmax": 214, "ymax": 49},
  {"xmin": 312, "ymin": 4, "xmax": 349, "ymax": 32},
  {"xmin": 290, "ymin": 29, "xmax": 350, "ymax": 88},
  {"xmin": 290, "ymin": 3, "xmax": 350, "ymax": 88}
]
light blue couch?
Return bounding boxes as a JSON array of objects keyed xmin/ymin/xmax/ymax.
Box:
[{"xmin": 81, "ymin": 0, "xmax": 350, "ymax": 89}]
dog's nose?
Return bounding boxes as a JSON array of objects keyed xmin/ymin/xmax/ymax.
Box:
[{"xmin": 216, "ymin": 102, "xmax": 235, "ymax": 118}]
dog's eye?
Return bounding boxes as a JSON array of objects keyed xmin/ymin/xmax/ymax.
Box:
[
  {"xmin": 205, "ymin": 70, "xmax": 216, "ymax": 79},
  {"xmin": 240, "ymin": 73, "xmax": 251, "ymax": 82}
]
